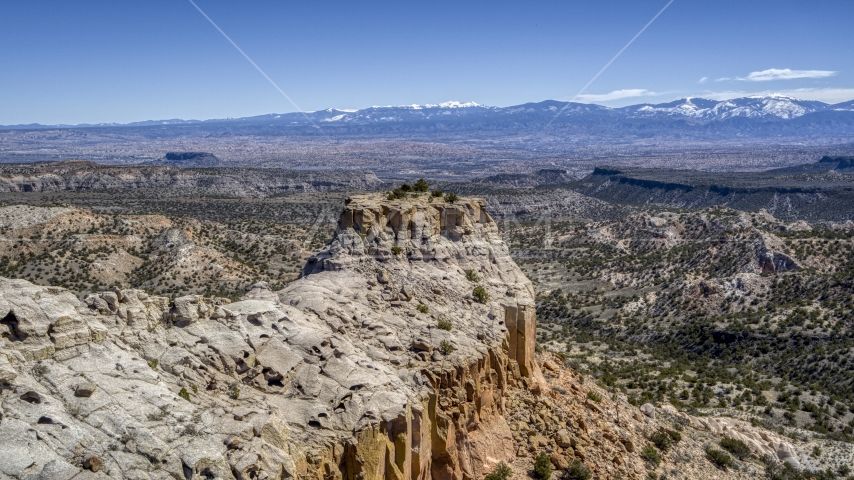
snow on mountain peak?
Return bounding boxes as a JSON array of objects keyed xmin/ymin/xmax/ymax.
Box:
[{"xmin": 369, "ymin": 101, "xmax": 485, "ymax": 110}]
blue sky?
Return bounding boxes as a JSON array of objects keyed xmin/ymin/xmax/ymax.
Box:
[{"xmin": 2, "ymin": 0, "xmax": 853, "ymax": 124}]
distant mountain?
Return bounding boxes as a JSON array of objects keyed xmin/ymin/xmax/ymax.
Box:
[
  {"xmin": 620, "ymin": 95, "xmax": 828, "ymax": 120},
  {"xmin": 4, "ymin": 95, "xmax": 854, "ymax": 140}
]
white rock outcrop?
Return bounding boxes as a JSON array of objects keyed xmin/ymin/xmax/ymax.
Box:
[{"xmin": 0, "ymin": 194, "xmax": 540, "ymax": 480}]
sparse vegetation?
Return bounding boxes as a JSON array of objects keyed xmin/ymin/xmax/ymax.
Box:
[
  {"xmin": 534, "ymin": 452, "xmax": 552, "ymax": 480},
  {"xmin": 719, "ymin": 437, "xmax": 751, "ymax": 460},
  {"xmin": 417, "ymin": 304, "xmax": 429, "ymax": 314},
  {"xmin": 472, "ymin": 285, "xmax": 489, "ymax": 304},
  {"xmin": 562, "ymin": 459, "xmax": 591, "ymax": 480},
  {"xmin": 413, "ymin": 179, "xmax": 429, "ymax": 193},
  {"xmin": 704, "ymin": 448, "xmax": 733, "ymax": 470},
  {"xmin": 484, "ymin": 462, "xmax": 512, "ymax": 480},
  {"xmin": 229, "ymin": 383, "xmax": 241, "ymax": 400},
  {"xmin": 178, "ymin": 387, "xmax": 191, "ymax": 402},
  {"xmin": 444, "ymin": 192, "xmax": 458, "ymax": 203},
  {"xmin": 649, "ymin": 431, "xmax": 673, "ymax": 452},
  {"xmin": 464, "ymin": 269, "xmax": 480, "ymax": 282},
  {"xmin": 439, "ymin": 340, "xmax": 455, "ymax": 355},
  {"xmin": 437, "ymin": 317, "xmax": 453, "ymax": 331},
  {"xmin": 641, "ymin": 445, "xmax": 661, "ymax": 466},
  {"xmin": 586, "ymin": 391, "xmax": 602, "ymax": 403}
]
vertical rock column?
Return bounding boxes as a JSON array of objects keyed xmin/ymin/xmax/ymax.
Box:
[{"xmin": 502, "ymin": 302, "xmax": 536, "ymax": 377}]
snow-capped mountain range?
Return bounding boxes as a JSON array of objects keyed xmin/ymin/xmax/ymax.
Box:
[
  {"xmin": 5, "ymin": 94, "xmax": 854, "ymax": 130},
  {"xmin": 622, "ymin": 95, "xmax": 839, "ymax": 120}
]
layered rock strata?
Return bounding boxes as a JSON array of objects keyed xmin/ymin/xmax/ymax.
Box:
[{"xmin": 0, "ymin": 194, "xmax": 540, "ymax": 480}]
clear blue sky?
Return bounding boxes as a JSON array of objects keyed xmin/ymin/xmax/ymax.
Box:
[{"xmin": 2, "ymin": 0, "xmax": 853, "ymax": 124}]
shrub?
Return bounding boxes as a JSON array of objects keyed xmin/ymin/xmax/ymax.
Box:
[
  {"xmin": 413, "ymin": 179, "xmax": 429, "ymax": 193},
  {"xmin": 148, "ymin": 359, "xmax": 158, "ymax": 370},
  {"xmin": 720, "ymin": 437, "xmax": 751, "ymax": 460},
  {"xmin": 439, "ymin": 340, "xmax": 455, "ymax": 355},
  {"xmin": 586, "ymin": 391, "xmax": 602, "ymax": 403},
  {"xmin": 641, "ymin": 445, "xmax": 661, "ymax": 466},
  {"xmin": 650, "ymin": 431, "xmax": 673, "ymax": 452},
  {"xmin": 534, "ymin": 452, "xmax": 552, "ymax": 480},
  {"xmin": 178, "ymin": 387, "xmax": 191, "ymax": 402},
  {"xmin": 464, "ymin": 269, "xmax": 480, "ymax": 282},
  {"xmin": 229, "ymin": 384, "xmax": 241, "ymax": 400},
  {"xmin": 391, "ymin": 246, "xmax": 402, "ymax": 255},
  {"xmin": 666, "ymin": 429, "xmax": 682, "ymax": 443},
  {"xmin": 562, "ymin": 459, "xmax": 591, "ymax": 480},
  {"xmin": 484, "ymin": 462, "xmax": 512, "ymax": 480},
  {"xmin": 437, "ymin": 317, "xmax": 453, "ymax": 331},
  {"xmin": 191, "ymin": 384, "xmax": 198, "ymax": 394},
  {"xmin": 472, "ymin": 285, "xmax": 489, "ymax": 304},
  {"xmin": 705, "ymin": 448, "xmax": 733, "ymax": 470},
  {"xmin": 444, "ymin": 192, "xmax": 458, "ymax": 203},
  {"xmin": 431, "ymin": 189, "xmax": 443, "ymax": 197},
  {"xmin": 417, "ymin": 304, "xmax": 429, "ymax": 314}
]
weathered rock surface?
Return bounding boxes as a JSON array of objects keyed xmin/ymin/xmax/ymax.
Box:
[{"xmin": 0, "ymin": 193, "xmax": 540, "ymax": 480}]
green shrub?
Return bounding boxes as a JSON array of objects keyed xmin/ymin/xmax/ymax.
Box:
[
  {"xmin": 148, "ymin": 359, "xmax": 158, "ymax": 370},
  {"xmin": 666, "ymin": 429, "xmax": 682, "ymax": 443},
  {"xmin": 439, "ymin": 340, "xmax": 455, "ymax": 355},
  {"xmin": 464, "ymin": 269, "xmax": 480, "ymax": 282},
  {"xmin": 562, "ymin": 459, "xmax": 591, "ymax": 480},
  {"xmin": 191, "ymin": 384, "xmax": 198, "ymax": 394},
  {"xmin": 417, "ymin": 304, "xmax": 429, "ymax": 314},
  {"xmin": 413, "ymin": 179, "xmax": 429, "ymax": 193},
  {"xmin": 387, "ymin": 184, "xmax": 412, "ymax": 200},
  {"xmin": 472, "ymin": 285, "xmax": 489, "ymax": 304},
  {"xmin": 444, "ymin": 192, "xmax": 458, "ymax": 203},
  {"xmin": 719, "ymin": 437, "xmax": 751, "ymax": 460},
  {"xmin": 641, "ymin": 445, "xmax": 661, "ymax": 466},
  {"xmin": 705, "ymin": 448, "xmax": 733, "ymax": 470},
  {"xmin": 586, "ymin": 391, "xmax": 602, "ymax": 403},
  {"xmin": 534, "ymin": 452, "xmax": 552, "ymax": 480},
  {"xmin": 650, "ymin": 431, "xmax": 673, "ymax": 452},
  {"xmin": 391, "ymin": 246, "xmax": 402, "ymax": 255},
  {"xmin": 178, "ymin": 387, "xmax": 191, "ymax": 402},
  {"xmin": 484, "ymin": 462, "xmax": 512, "ymax": 480},
  {"xmin": 229, "ymin": 384, "xmax": 240, "ymax": 400},
  {"xmin": 437, "ymin": 317, "xmax": 453, "ymax": 331},
  {"xmin": 431, "ymin": 189, "xmax": 443, "ymax": 197}
]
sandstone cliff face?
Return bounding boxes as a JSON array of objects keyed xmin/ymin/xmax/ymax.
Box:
[{"xmin": 0, "ymin": 194, "xmax": 539, "ymax": 480}]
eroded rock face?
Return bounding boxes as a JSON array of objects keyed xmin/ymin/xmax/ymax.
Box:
[{"xmin": 0, "ymin": 194, "xmax": 539, "ymax": 480}]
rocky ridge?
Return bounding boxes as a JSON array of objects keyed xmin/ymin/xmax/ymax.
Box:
[
  {"xmin": 0, "ymin": 194, "xmax": 543, "ymax": 480},
  {"xmin": 0, "ymin": 161, "xmax": 382, "ymax": 197}
]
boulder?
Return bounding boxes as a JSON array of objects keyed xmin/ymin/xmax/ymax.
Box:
[
  {"xmin": 83, "ymin": 455, "xmax": 103, "ymax": 472},
  {"xmin": 550, "ymin": 452, "xmax": 570, "ymax": 470},
  {"xmin": 75, "ymin": 382, "xmax": 97, "ymax": 397},
  {"xmin": 640, "ymin": 403, "xmax": 656, "ymax": 419}
]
